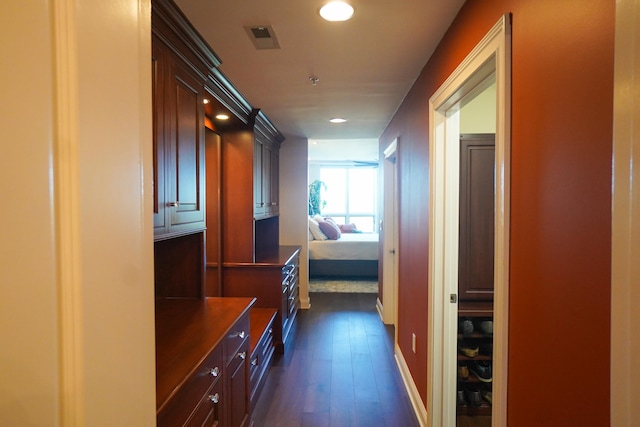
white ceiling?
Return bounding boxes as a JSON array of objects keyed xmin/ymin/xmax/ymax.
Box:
[{"xmin": 174, "ymin": 0, "xmax": 465, "ymax": 141}]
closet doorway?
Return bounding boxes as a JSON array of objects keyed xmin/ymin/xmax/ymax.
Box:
[{"xmin": 427, "ymin": 15, "xmax": 511, "ymax": 427}]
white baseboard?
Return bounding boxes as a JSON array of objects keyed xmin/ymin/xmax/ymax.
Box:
[
  {"xmin": 395, "ymin": 345, "xmax": 428, "ymax": 427},
  {"xmin": 300, "ymin": 296, "xmax": 311, "ymax": 309}
]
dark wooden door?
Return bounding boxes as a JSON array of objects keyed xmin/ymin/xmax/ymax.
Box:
[
  {"xmin": 152, "ymin": 34, "xmax": 167, "ymax": 234},
  {"xmin": 166, "ymin": 53, "xmax": 206, "ymax": 232},
  {"xmin": 253, "ymin": 137, "xmax": 265, "ymax": 217},
  {"xmin": 458, "ymin": 133, "xmax": 495, "ymax": 301}
]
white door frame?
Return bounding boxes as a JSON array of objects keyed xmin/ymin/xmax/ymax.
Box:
[
  {"xmin": 379, "ymin": 139, "xmax": 399, "ymax": 326},
  {"xmin": 611, "ymin": 0, "xmax": 640, "ymax": 423},
  {"xmin": 427, "ymin": 15, "xmax": 511, "ymax": 427}
]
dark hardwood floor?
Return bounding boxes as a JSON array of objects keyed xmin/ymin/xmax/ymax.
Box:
[{"xmin": 251, "ymin": 292, "xmax": 420, "ymax": 427}]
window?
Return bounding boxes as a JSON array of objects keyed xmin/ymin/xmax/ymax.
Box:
[{"xmin": 319, "ymin": 166, "xmax": 377, "ymax": 232}]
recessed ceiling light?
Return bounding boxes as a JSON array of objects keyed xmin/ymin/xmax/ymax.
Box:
[
  {"xmin": 319, "ymin": 1, "xmax": 354, "ymax": 22},
  {"xmin": 203, "ymin": 99, "xmax": 210, "ymax": 104},
  {"xmin": 215, "ymin": 114, "xmax": 229, "ymax": 120},
  {"xmin": 329, "ymin": 118, "xmax": 347, "ymax": 123}
]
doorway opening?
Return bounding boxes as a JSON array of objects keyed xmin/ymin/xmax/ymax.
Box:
[
  {"xmin": 378, "ymin": 138, "xmax": 399, "ymax": 327},
  {"xmin": 427, "ymin": 15, "xmax": 511, "ymax": 427}
]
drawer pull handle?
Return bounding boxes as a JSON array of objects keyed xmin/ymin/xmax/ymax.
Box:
[
  {"xmin": 208, "ymin": 393, "xmax": 220, "ymax": 404},
  {"xmin": 232, "ymin": 331, "xmax": 246, "ymax": 339},
  {"xmin": 237, "ymin": 352, "xmax": 247, "ymax": 360},
  {"xmin": 251, "ymin": 358, "xmax": 258, "ymax": 366},
  {"xmin": 208, "ymin": 367, "xmax": 220, "ymax": 377}
]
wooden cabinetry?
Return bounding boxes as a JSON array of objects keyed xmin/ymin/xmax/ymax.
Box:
[
  {"xmin": 457, "ymin": 303, "xmax": 493, "ymax": 416},
  {"xmin": 248, "ymin": 309, "xmax": 277, "ymax": 411},
  {"xmin": 253, "ymin": 134, "xmax": 280, "ymax": 219},
  {"xmin": 222, "ymin": 246, "xmax": 301, "ymax": 352},
  {"xmin": 221, "ymin": 114, "xmax": 284, "ymax": 264},
  {"xmin": 152, "ymin": 33, "xmax": 206, "ymax": 240},
  {"xmin": 458, "ymin": 133, "xmax": 495, "ymax": 300},
  {"xmin": 156, "ymin": 297, "xmax": 254, "ymax": 427},
  {"xmin": 457, "ymin": 134, "xmax": 495, "ymax": 419},
  {"xmin": 152, "ymin": 3, "xmax": 285, "ymax": 426}
]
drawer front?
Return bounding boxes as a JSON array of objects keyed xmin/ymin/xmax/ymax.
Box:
[
  {"xmin": 186, "ymin": 376, "xmax": 224, "ymax": 427},
  {"xmin": 225, "ymin": 312, "xmax": 250, "ymax": 365},
  {"xmin": 288, "ymin": 285, "xmax": 299, "ymax": 317},
  {"xmin": 157, "ymin": 345, "xmax": 223, "ymax": 426},
  {"xmin": 249, "ymin": 324, "xmax": 274, "ymax": 386},
  {"xmin": 227, "ymin": 338, "xmax": 250, "ymax": 427}
]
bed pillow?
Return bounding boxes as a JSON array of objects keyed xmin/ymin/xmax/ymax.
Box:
[
  {"xmin": 339, "ymin": 223, "xmax": 358, "ymax": 233},
  {"xmin": 309, "ymin": 217, "xmax": 328, "ymax": 240},
  {"xmin": 318, "ymin": 218, "xmax": 341, "ymax": 240}
]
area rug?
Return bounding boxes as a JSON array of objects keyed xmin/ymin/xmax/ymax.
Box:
[{"xmin": 309, "ymin": 278, "xmax": 378, "ymax": 293}]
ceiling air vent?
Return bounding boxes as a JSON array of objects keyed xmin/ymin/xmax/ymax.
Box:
[{"xmin": 244, "ymin": 25, "xmax": 280, "ymax": 50}]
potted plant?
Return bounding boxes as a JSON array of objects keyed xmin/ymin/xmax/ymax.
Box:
[{"xmin": 308, "ymin": 180, "xmax": 326, "ymax": 216}]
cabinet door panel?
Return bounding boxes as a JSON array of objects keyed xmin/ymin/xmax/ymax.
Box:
[
  {"xmin": 152, "ymin": 35, "xmax": 167, "ymax": 234},
  {"xmin": 268, "ymin": 146, "xmax": 279, "ymax": 215},
  {"xmin": 167, "ymin": 57, "xmax": 206, "ymax": 231},
  {"xmin": 458, "ymin": 134, "xmax": 495, "ymax": 301},
  {"xmin": 253, "ymin": 138, "xmax": 265, "ymax": 217}
]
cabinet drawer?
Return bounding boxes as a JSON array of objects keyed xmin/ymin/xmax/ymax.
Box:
[
  {"xmin": 225, "ymin": 312, "xmax": 250, "ymax": 365},
  {"xmin": 158, "ymin": 345, "xmax": 223, "ymax": 426},
  {"xmin": 186, "ymin": 376, "xmax": 223, "ymax": 427},
  {"xmin": 288, "ymin": 286, "xmax": 299, "ymax": 317},
  {"xmin": 249, "ymin": 325, "xmax": 274, "ymax": 385}
]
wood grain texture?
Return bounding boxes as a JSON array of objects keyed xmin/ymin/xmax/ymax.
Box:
[
  {"xmin": 251, "ymin": 293, "xmax": 419, "ymax": 427},
  {"xmin": 155, "ymin": 297, "xmax": 255, "ymax": 410}
]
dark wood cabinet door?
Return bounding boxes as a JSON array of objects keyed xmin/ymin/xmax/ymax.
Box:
[
  {"xmin": 458, "ymin": 134, "xmax": 495, "ymax": 301},
  {"xmin": 253, "ymin": 137, "xmax": 265, "ymax": 217},
  {"xmin": 265, "ymin": 141, "xmax": 279, "ymax": 216},
  {"xmin": 166, "ymin": 54, "xmax": 206, "ymax": 233},
  {"xmin": 152, "ymin": 35, "xmax": 167, "ymax": 234}
]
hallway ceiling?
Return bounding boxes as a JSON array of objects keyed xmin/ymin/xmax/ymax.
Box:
[{"xmin": 174, "ymin": 0, "xmax": 465, "ymax": 140}]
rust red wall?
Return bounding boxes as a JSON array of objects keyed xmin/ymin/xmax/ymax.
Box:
[{"xmin": 381, "ymin": 0, "xmax": 614, "ymax": 424}]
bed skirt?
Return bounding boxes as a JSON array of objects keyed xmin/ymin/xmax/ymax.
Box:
[{"xmin": 309, "ymin": 259, "xmax": 378, "ymax": 278}]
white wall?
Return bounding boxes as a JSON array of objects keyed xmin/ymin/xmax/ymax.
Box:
[
  {"xmin": 279, "ymin": 137, "xmax": 311, "ymax": 309},
  {"xmin": 460, "ymin": 81, "xmax": 496, "ymax": 134},
  {"xmin": 0, "ymin": 1, "xmax": 156, "ymax": 425}
]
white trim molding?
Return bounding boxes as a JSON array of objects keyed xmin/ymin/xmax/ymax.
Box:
[
  {"xmin": 427, "ymin": 14, "xmax": 511, "ymax": 427},
  {"xmin": 52, "ymin": 0, "xmax": 86, "ymax": 425},
  {"xmin": 395, "ymin": 345, "xmax": 428, "ymax": 426},
  {"xmin": 611, "ymin": 0, "xmax": 640, "ymax": 425}
]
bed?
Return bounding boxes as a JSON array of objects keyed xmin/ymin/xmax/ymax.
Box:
[{"xmin": 308, "ymin": 233, "xmax": 379, "ymax": 278}]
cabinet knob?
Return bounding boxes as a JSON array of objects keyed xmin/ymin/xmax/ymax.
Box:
[
  {"xmin": 233, "ymin": 331, "xmax": 246, "ymax": 339},
  {"xmin": 167, "ymin": 201, "xmax": 179, "ymax": 207},
  {"xmin": 251, "ymin": 358, "xmax": 258, "ymax": 366},
  {"xmin": 237, "ymin": 352, "xmax": 246, "ymax": 360},
  {"xmin": 208, "ymin": 393, "xmax": 220, "ymax": 404},
  {"xmin": 208, "ymin": 366, "xmax": 220, "ymax": 377}
]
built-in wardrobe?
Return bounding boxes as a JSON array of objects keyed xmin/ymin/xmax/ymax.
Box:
[
  {"xmin": 456, "ymin": 133, "xmax": 495, "ymax": 425},
  {"xmin": 152, "ymin": 0, "xmax": 300, "ymax": 425}
]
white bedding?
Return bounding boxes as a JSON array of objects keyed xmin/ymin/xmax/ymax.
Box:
[{"xmin": 308, "ymin": 233, "xmax": 379, "ymax": 261}]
